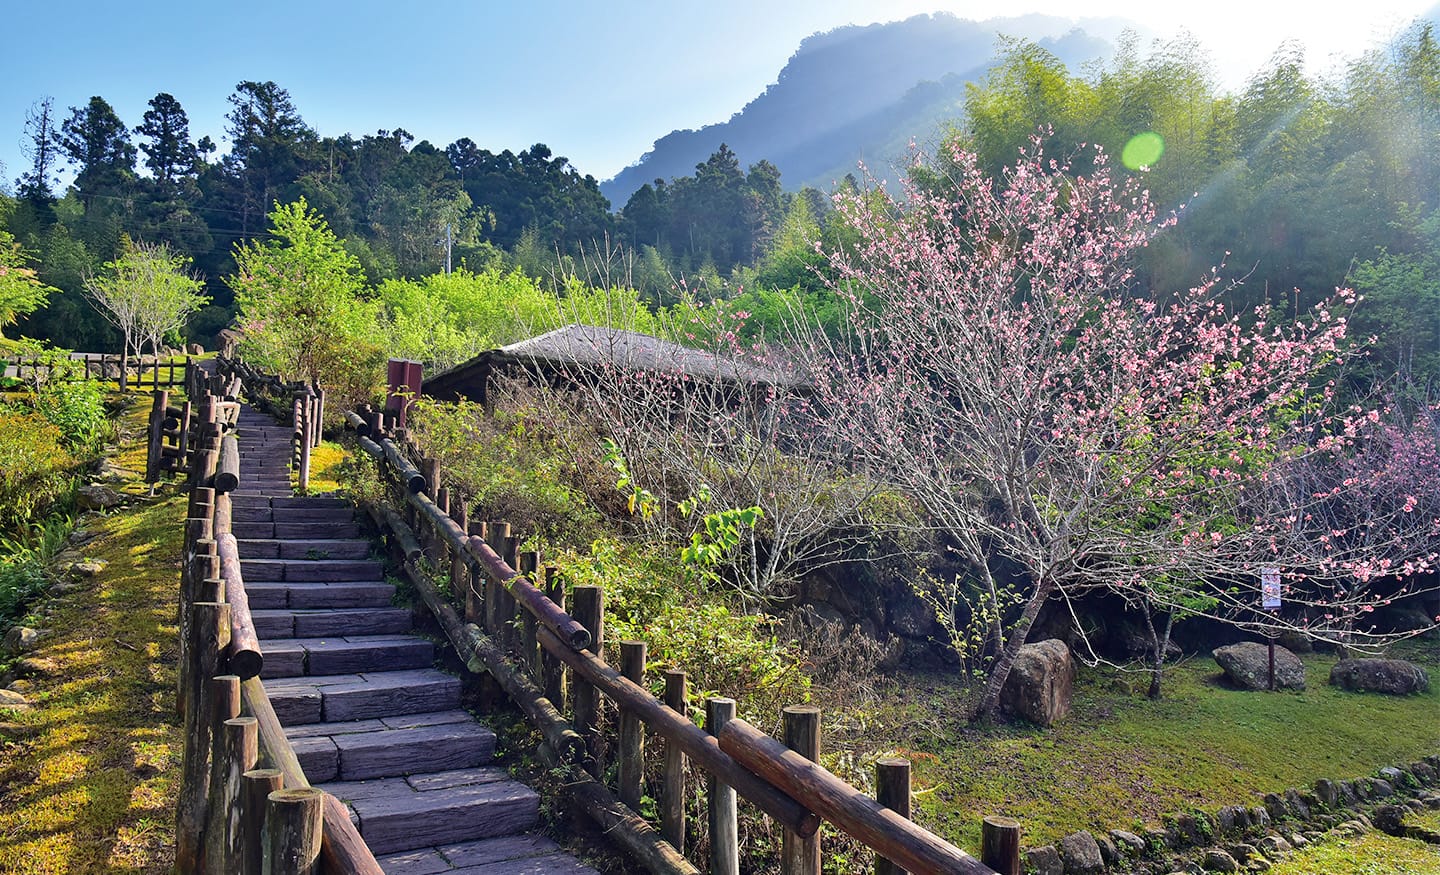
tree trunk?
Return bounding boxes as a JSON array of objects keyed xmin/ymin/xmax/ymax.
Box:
[
  {"xmin": 1143, "ymin": 605, "xmax": 1176, "ymax": 700},
  {"xmin": 969, "ymin": 577, "xmax": 1055, "ymax": 722}
]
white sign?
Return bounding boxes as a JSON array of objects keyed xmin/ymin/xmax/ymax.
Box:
[{"xmin": 1261, "ymin": 566, "xmax": 1282, "ymax": 610}]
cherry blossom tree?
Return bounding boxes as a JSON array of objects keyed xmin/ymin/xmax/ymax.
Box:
[{"xmin": 797, "ymin": 135, "xmax": 1437, "ymax": 719}]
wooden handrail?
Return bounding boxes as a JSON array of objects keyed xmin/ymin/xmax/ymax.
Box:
[
  {"xmin": 720, "ymin": 718, "xmax": 994, "ymax": 874},
  {"xmin": 345, "ymin": 407, "xmax": 1003, "ymax": 875},
  {"xmin": 173, "ymin": 381, "xmax": 383, "ymax": 875}
]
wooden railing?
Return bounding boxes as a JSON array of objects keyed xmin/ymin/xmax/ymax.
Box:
[
  {"xmin": 346, "ymin": 406, "xmax": 1017, "ymax": 875},
  {"xmin": 172, "ymin": 380, "xmax": 382, "ymax": 874},
  {"xmin": 216, "ymin": 357, "xmax": 324, "ymax": 491},
  {"xmin": 2, "ymin": 351, "xmax": 191, "ymax": 389}
]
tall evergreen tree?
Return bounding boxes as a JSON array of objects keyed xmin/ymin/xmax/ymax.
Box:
[
  {"xmin": 16, "ymin": 98, "xmax": 59, "ymax": 208},
  {"xmin": 135, "ymin": 93, "xmax": 198, "ymax": 190},
  {"xmin": 224, "ymin": 80, "xmax": 317, "ymax": 232},
  {"xmin": 56, "ymin": 96, "xmax": 136, "ymax": 206}
]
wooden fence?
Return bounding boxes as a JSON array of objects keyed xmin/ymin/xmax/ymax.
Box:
[
  {"xmin": 1, "ymin": 352, "xmax": 192, "ymax": 389},
  {"xmin": 216, "ymin": 357, "xmax": 324, "ymax": 491},
  {"xmin": 345, "ymin": 405, "xmax": 1022, "ymax": 875},
  {"xmin": 170, "ymin": 373, "xmax": 383, "ymax": 874},
  {"xmin": 149, "ymin": 358, "xmax": 322, "ymax": 492}
]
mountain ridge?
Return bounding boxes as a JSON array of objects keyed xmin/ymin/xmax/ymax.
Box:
[{"xmin": 600, "ymin": 12, "xmax": 1130, "ymax": 205}]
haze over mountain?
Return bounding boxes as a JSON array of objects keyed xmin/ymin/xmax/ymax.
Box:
[{"xmin": 601, "ymin": 13, "xmax": 1129, "ymax": 205}]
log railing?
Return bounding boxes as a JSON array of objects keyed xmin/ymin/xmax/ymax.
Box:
[
  {"xmin": 216, "ymin": 356, "xmax": 323, "ymax": 491},
  {"xmin": 347, "ymin": 406, "xmax": 1015, "ymax": 875},
  {"xmin": 173, "ymin": 385, "xmax": 382, "ymax": 875}
]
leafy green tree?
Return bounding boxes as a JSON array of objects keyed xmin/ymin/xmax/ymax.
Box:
[
  {"xmin": 0, "ymin": 230, "xmax": 53, "ymax": 338},
  {"xmin": 227, "ymin": 197, "xmax": 381, "ymax": 388},
  {"xmin": 83, "ymin": 237, "xmax": 205, "ymax": 387}
]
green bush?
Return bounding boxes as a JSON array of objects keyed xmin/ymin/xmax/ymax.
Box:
[
  {"xmin": 407, "ymin": 397, "xmax": 602, "ymax": 547},
  {"xmin": 553, "ymin": 537, "xmax": 810, "ymax": 727},
  {"xmin": 35, "ymin": 378, "xmax": 108, "ymax": 452},
  {"xmin": 0, "ymin": 407, "xmax": 77, "ymax": 534}
]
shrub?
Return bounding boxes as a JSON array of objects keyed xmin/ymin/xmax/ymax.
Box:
[
  {"xmin": 35, "ymin": 378, "xmax": 108, "ymax": 452},
  {"xmin": 407, "ymin": 396, "xmax": 602, "ymax": 547},
  {"xmin": 552, "ymin": 537, "xmax": 810, "ymax": 728},
  {"xmin": 0, "ymin": 407, "xmax": 77, "ymax": 534}
]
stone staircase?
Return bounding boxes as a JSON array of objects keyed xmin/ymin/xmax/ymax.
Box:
[{"xmin": 231, "ymin": 407, "xmax": 599, "ymax": 874}]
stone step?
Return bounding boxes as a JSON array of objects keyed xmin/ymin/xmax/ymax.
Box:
[
  {"xmin": 237, "ymin": 538, "xmax": 373, "ymax": 560},
  {"xmin": 241, "ymin": 558, "xmax": 385, "ymax": 582},
  {"xmin": 275, "ymin": 521, "xmax": 363, "ymax": 540},
  {"xmin": 322, "ymin": 767, "xmax": 540, "ymax": 856},
  {"xmin": 377, "ymin": 835, "xmax": 601, "ymax": 875},
  {"xmin": 261, "ymin": 635, "xmax": 435, "ymax": 678},
  {"xmin": 253, "ymin": 607, "xmax": 412, "ymax": 639},
  {"xmin": 286, "ymin": 712, "xmax": 495, "ymax": 782},
  {"xmin": 264, "ymin": 668, "xmax": 462, "ymax": 724},
  {"xmin": 246, "ymin": 581, "xmax": 395, "ymax": 611}
]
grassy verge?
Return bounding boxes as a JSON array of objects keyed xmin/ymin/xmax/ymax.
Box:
[
  {"xmin": 1269, "ymin": 829, "xmax": 1440, "ymax": 874},
  {"xmin": 0, "ymin": 393, "xmax": 185, "ymax": 874},
  {"xmin": 833, "ymin": 640, "xmax": 1440, "ymax": 853}
]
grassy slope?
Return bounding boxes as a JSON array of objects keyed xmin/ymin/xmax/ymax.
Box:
[
  {"xmin": 0, "ymin": 397, "xmax": 183, "ymax": 874},
  {"xmin": 837, "ymin": 641, "xmax": 1440, "ymax": 853}
]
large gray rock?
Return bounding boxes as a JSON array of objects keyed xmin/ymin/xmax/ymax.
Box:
[
  {"xmin": 1059, "ymin": 831, "xmax": 1103, "ymax": 875},
  {"xmin": 1329, "ymin": 658, "xmax": 1430, "ymax": 695},
  {"xmin": 2, "ymin": 626, "xmax": 44, "ymax": 655},
  {"xmin": 1000, "ymin": 639, "xmax": 1075, "ymax": 726},
  {"xmin": 1026, "ymin": 845, "xmax": 1063, "ymax": 875},
  {"xmin": 76, "ymin": 484, "xmax": 125, "ymax": 511},
  {"xmin": 1212, "ymin": 642, "xmax": 1306, "ymax": 690}
]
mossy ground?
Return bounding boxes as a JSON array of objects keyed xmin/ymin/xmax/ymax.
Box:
[
  {"xmin": 1269, "ymin": 829, "xmax": 1440, "ymax": 874},
  {"xmin": 836, "ymin": 640, "xmax": 1440, "ymax": 854},
  {"xmin": 0, "ymin": 391, "xmax": 185, "ymax": 874}
]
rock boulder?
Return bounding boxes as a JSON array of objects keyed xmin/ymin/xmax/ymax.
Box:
[
  {"xmin": 1212, "ymin": 641, "xmax": 1306, "ymax": 690},
  {"xmin": 1329, "ymin": 658, "xmax": 1429, "ymax": 695},
  {"xmin": 1000, "ymin": 639, "xmax": 1075, "ymax": 726}
]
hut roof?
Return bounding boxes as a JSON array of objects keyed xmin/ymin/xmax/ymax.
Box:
[{"xmin": 421, "ymin": 323, "xmax": 797, "ymax": 402}]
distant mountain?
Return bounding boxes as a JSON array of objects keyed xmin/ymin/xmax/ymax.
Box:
[{"xmin": 600, "ymin": 13, "xmax": 1127, "ymax": 206}]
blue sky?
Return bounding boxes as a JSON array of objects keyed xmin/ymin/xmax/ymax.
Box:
[{"xmin": 3, "ymin": 0, "xmax": 1435, "ymax": 189}]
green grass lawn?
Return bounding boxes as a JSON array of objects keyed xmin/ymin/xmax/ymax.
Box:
[{"xmin": 830, "ymin": 640, "xmax": 1440, "ymax": 854}]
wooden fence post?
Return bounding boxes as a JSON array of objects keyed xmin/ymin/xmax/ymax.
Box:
[
  {"xmin": 980, "ymin": 816, "xmax": 1022, "ymax": 875},
  {"xmin": 501, "ymin": 533, "xmax": 521, "ymax": 650},
  {"xmin": 707, "ymin": 697, "xmax": 740, "ymax": 875},
  {"xmin": 176, "ymin": 601, "xmax": 231, "ymax": 873},
  {"xmin": 876, "ymin": 758, "xmax": 911, "ymax": 875},
  {"xmin": 662, "ymin": 670, "xmax": 687, "ymax": 854},
  {"xmin": 264, "ymin": 787, "xmax": 324, "ymax": 875},
  {"xmin": 205, "ymin": 709, "xmax": 258, "ymax": 873},
  {"xmin": 147, "ymin": 390, "xmax": 168, "ymax": 484},
  {"xmin": 541, "ymin": 568, "xmax": 566, "ymax": 710},
  {"xmin": 483, "ymin": 522, "xmax": 511, "ymax": 636},
  {"xmin": 782, "ymin": 706, "xmax": 822, "ymax": 875},
  {"xmin": 241, "ymin": 769, "xmax": 284, "ymax": 875},
  {"xmin": 432, "ymin": 486, "xmax": 450, "ymax": 568},
  {"xmin": 618, "ymin": 641, "xmax": 647, "ymax": 810},
  {"xmin": 572, "ymin": 585, "xmax": 604, "ymax": 775},
  {"xmin": 519, "ymin": 551, "xmax": 541, "ymax": 675},
  {"xmin": 464, "ymin": 520, "xmax": 484, "ymax": 624}
]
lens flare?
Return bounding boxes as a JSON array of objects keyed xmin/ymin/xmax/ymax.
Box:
[{"xmin": 1122, "ymin": 132, "xmax": 1165, "ymax": 170}]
